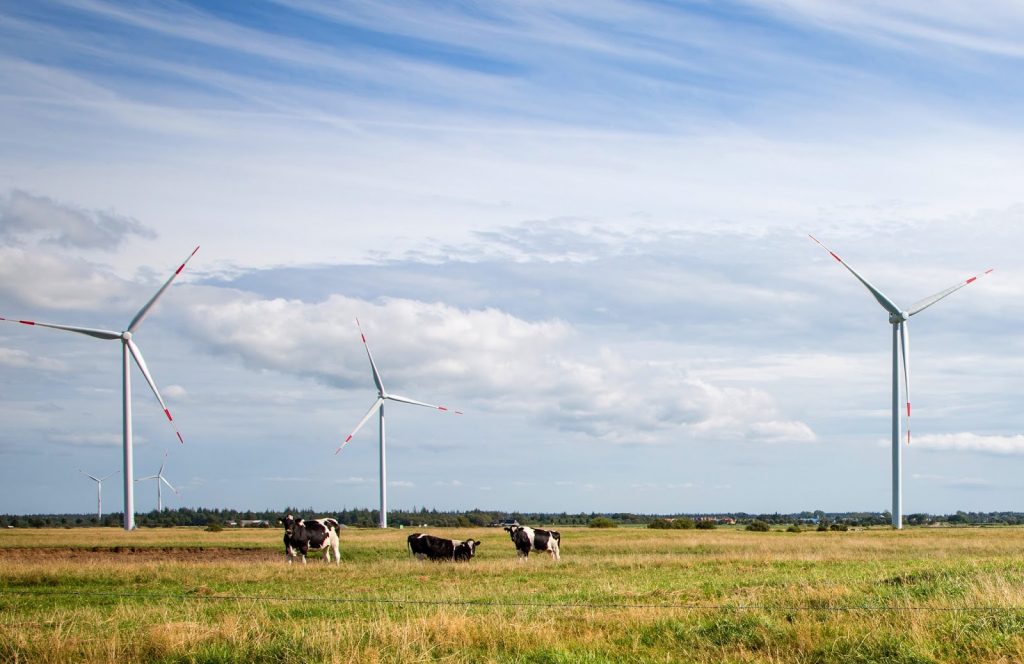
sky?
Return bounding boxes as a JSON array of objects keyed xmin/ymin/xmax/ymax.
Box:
[{"xmin": 2, "ymin": 0, "xmax": 1024, "ymax": 517}]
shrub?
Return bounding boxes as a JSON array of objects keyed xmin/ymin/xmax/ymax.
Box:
[
  {"xmin": 746, "ymin": 520, "xmax": 771, "ymax": 532},
  {"xmin": 648, "ymin": 519, "xmax": 672, "ymax": 529},
  {"xmin": 786, "ymin": 525, "xmax": 802, "ymax": 533},
  {"xmin": 695, "ymin": 520, "xmax": 717, "ymax": 530},
  {"xmin": 205, "ymin": 522, "xmax": 224, "ymax": 532},
  {"xmin": 589, "ymin": 517, "xmax": 618, "ymax": 529},
  {"xmin": 816, "ymin": 522, "xmax": 830, "ymax": 532},
  {"xmin": 829, "ymin": 523, "xmax": 849, "ymax": 532},
  {"xmin": 671, "ymin": 518, "xmax": 695, "ymax": 530}
]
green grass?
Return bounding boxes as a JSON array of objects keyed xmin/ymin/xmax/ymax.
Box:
[{"xmin": 3, "ymin": 527, "xmax": 1024, "ymax": 662}]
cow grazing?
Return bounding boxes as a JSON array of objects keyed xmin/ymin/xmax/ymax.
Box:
[
  {"xmin": 407, "ymin": 533, "xmax": 481, "ymax": 562},
  {"xmin": 504, "ymin": 525, "xmax": 561, "ymax": 560},
  {"xmin": 282, "ymin": 514, "xmax": 341, "ymax": 565}
]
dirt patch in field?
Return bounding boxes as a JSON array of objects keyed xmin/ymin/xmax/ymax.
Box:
[{"xmin": 0, "ymin": 546, "xmax": 283, "ymax": 563}]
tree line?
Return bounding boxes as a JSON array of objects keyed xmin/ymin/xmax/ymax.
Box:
[{"xmin": 3, "ymin": 508, "xmax": 1024, "ymax": 529}]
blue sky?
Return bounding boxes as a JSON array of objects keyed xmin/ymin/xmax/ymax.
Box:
[{"xmin": 2, "ymin": 1, "xmax": 1024, "ymax": 517}]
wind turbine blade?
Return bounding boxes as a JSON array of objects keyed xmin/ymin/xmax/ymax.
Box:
[
  {"xmin": 160, "ymin": 476, "xmax": 179, "ymax": 495},
  {"xmin": 356, "ymin": 319, "xmax": 386, "ymax": 395},
  {"xmin": 899, "ymin": 321, "xmax": 911, "ymax": 445},
  {"xmin": 387, "ymin": 393, "xmax": 463, "ymax": 414},
  {"xmin": 0, "ymin": 317, "xmax": 120, "ymax": 340},
  {"xmin": 136, "ymin": 475, "xmax": 159, "ymax": 481},
  {"xmin": 127, "ymin": 246, "xmax": 200, "ymax": 333},
  {"xmin": 127, "ymin": 339, "xmax": 184, "ymax": 444},
  {"xmin": 808, "ymin": 235, "xmax": 902, "ymax": 316},
  {"xmin": 907, "ymin": 268, "xmax": 994, "ymax": 317},
  {"xmin": 99, "ymin": 471, "xmax": 120, "ymax": 482},
  {"xmin": 336, "ymin": 397, "xmax": 384, "ymax": 455},
  {"xmin": 79, "ymin": 470, "xmax": 101, "ymax": 482}
]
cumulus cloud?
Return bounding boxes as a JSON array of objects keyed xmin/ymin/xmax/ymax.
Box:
[
  {"xmin": 177, "ymin": 289, "xmax": 815, "ymax": 446},
  {"xmin": 0, "ymin": 247, "xmax": 132, "ymax": 311},
  {"xmin": 0, "ymin": 190, "xmax": 155, "ymax": 251},
  {"xmin": 914, "ymin": 432, "xmax": 1024, "ymax": 455},
  {"xmin": 0, "ymin": 347, "xmax": 67, "ymax": 372}
]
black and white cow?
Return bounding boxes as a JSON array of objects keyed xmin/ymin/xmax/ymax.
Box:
[
  {"xmin": 407, "ymin": 533, "xmax": 481, "ymax": 561},
  {"xmin": 504, "ymin": 525, "xmax": 561, "ymax": 560},
  {"xmin": 282, "ymin": 514, "xmax": 341, "ymax": 565}
]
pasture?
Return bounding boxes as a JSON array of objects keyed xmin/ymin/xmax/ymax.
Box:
[{"xmin": 3, "ymin": 526, "xmax": 1024, "ymax": 663}]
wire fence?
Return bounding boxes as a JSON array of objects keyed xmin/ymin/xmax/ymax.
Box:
[{"xmin": 3, "ymin": 588, "xmax": 1024, "ymax": 614}]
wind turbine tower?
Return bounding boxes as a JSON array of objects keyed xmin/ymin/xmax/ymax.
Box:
[
  {"xmin": 810, "ymin": 236, "xmax": 991, "ymax": 529},
  {"xmin": 336, "ymin": 319, "xmax": 462, "ymax": 528}
]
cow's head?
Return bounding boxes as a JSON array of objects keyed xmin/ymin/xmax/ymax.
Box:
[
  {"xmin": 283, "ymin": 514, "xmax": 302, "ymax": 538},
  {"xmin": 504, "ymin": 525, "xmax": 522, "ymax": 540},
  {"xmin": 454, "ymin": 539, "xmax": 480, "ymax": 561}
]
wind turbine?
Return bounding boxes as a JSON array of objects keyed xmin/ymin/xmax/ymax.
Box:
[
  {"xmin": 809, "ymin": 236, "xmax": 991, "ymax": 529},
  {"xmin": 136, "ymin": 453, "xmax": 179, "ymax": 512},
  {"xmin": 79, "ymin": 469, "xmax": 119, "ymax": 521},
  {"xmin": 335, "ymin": 319, "xmax": 462, "ymax": 528},
  {"xmin": 1, "ymin": 246, "xmax": 198, "ymax": 531}
]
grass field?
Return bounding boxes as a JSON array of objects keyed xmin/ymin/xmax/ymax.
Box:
[{"xmin": 3, "ymin": 525, "xmax": 1024, "ymax": 663}]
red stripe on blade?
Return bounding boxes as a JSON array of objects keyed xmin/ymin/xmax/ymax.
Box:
[
  {"xmin": 164, "ymin": 408, "xmax": 173, "ymax": 421},
  {"xmin": 829, "ymin": 252, "xmax": 841, "ymax": 262},
  {"xmin": 906, "ymin": 403, "xmax": 911, "ymax": 417},
  {"xmin": 438, "ymin": 406, "xmax": 448, "ymax": 411},
  {"xmin": 345, "ymin": 435, "xmax": 353, "ymax": 443},
  {"xmin": 966, "ymin": 277, "xmax": 976, "ymax": 284},
  {"xmin": 176, "ymin": 432, "xmax": 184, "ymax": 444},
  {"xmin": 20, "ymin": 320, "xmax": 35, "ymax": 325}
]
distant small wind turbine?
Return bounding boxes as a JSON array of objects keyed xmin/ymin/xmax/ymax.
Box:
[
  {"xmin": 336, "ymin": 319, "xmax": 461, "ymax": 529},
  {"xmin": 136, "ymin": 453, "xmax": 179, "ymax": 512},
  {"xmin": 809, "ymin": 235, "xmax": 991, "ymax": 529},
  {"xmin": 1, "ymin": 246, "xmax": 199, "ymax": 531},
  {"xmin": 79, "ymin": 469, "xmax": 119, "ymax": 520}
]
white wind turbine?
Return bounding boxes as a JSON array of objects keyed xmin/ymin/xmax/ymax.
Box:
[
  {"xmin": 79, "ymin": 469, "xmax": 119, "ymax": 521},
  {"xmin": 335, "ymin": 319, "xmax": 462, "ymax": 528},
  {"xmin": 810, "ymin": 236, "xmax": 991, "ymax": 529},
  {"xmin": 1, "ymin": 246, "xmax": 198, "ymax": 531},
  {"xmin": 136, "ymin": 453, "xmax": 179, "ymax": 512}
]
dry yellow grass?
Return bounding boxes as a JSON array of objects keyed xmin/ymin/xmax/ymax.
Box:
[{"xmin": 3, "ymin": 526, "xmax": 1024, "ymax": 662}]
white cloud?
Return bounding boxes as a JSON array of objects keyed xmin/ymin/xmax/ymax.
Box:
[
  {"xmin": 914, "ymin": 432, "xmax": 1024, "ymax": 455},
  {"xmin": 0, "ymin": 346, "xmax": 67, "ymax": 372},
  {"xmin": 0, "ymin": 190, "xmax": 155, "ymax": 250},
  {"xmin": 178, "ymin": 289, "xmax": 815, "ymax": 446},
  {"xmin": 163, "ymin": 384, "xmax": 188, "ymax": 400}
]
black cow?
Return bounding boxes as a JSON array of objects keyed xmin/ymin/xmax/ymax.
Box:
[
  {"xmin": 504, "ymin": 525, "xmax": 561, "ymax": 560},
  {"xmin": 407, "ymin": 533, "xmax": 481, "ymax": 561},
  {"xmin": 282, "ymin": 514, "xmax": 341, "ymax": 565}
]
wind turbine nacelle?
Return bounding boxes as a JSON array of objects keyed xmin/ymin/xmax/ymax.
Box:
[
  {"xmin": 888, "ymin": 311, "xmax": 909, "ymax": 324},
  {"xmin": 121, "ymin": 331, "xmax": 132, "ymax": 340}
]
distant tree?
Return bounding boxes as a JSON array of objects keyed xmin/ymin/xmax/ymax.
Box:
[
  {"xmin": 671, "ymin": 518, "xmax": 695, "ymax": 530},
  {"xmin": 746, "ymin": 520, "xmax": 770, "ymax": 532},
  {"xmin": 786, "ymin": 525, "xmax": 802, "ymax": 533},
  {"xmin": 648, "ymin": 519, "xmax": 672, "ymax": 529},
  {"xmin": 694, "ymin": 520, "xmax": 716, "ymax": 530},
  {"xmin": 589, "ymin": 517, "xmax": 617, "ymax": 528}
]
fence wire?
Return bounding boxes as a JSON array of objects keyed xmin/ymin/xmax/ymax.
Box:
[{"xmin": 3, "ymin": 588, "xmax": 1024, "ymax": 613}]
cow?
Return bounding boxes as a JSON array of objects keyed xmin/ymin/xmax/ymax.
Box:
[
  {"xmin": 504, "ymin": 525, "xmax": 561, "ymax": 560},
  {"xmin": 407, "ymin": 533, "xmax": 481, "ymax": 562},
  {"xmin": 282, "ymin": 514, "xmax": 341, "ymax": 565}
]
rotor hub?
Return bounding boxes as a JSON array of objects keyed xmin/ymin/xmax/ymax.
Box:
[
  {"xmin": 121, "ymin": 331, "xmax": 132, "ymax": 341},
  {"xmin": 888, "ymin": 311, "xmax": 908, "ymax": 324}
]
